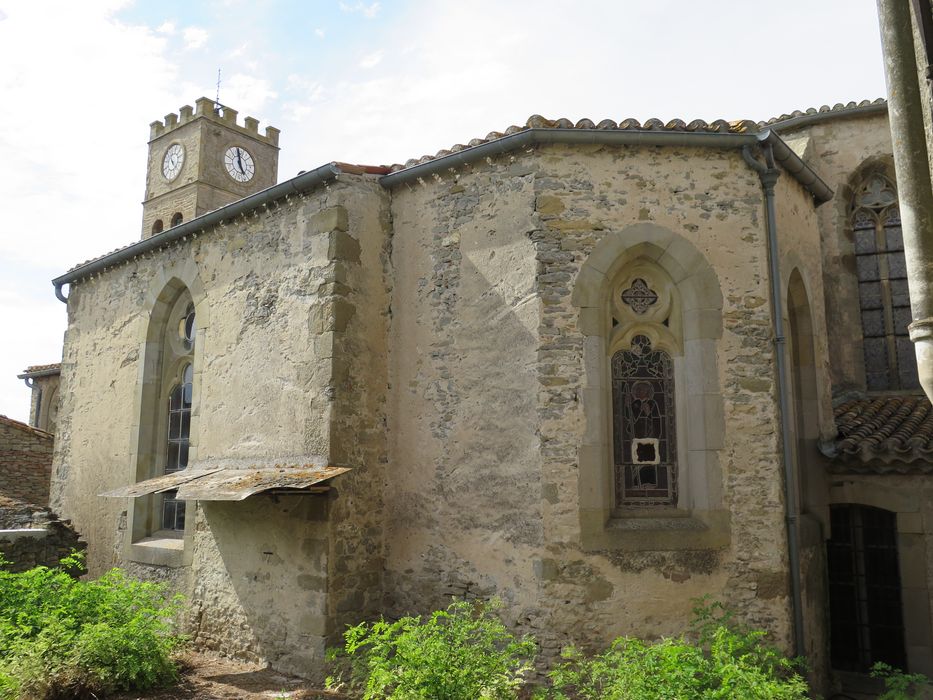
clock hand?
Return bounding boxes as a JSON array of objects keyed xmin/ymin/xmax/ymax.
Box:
[{"xmin": 236, "ymin": 149, "xmax": 245, "ymax": 173}]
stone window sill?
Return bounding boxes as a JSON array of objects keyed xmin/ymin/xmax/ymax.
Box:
[
  {"xmin": 581, "ymin": 509, "xmax": 731, "ymax": 552},
  {"xmin": 129, "ymin": 533, "xmax": 186, "ymax": 567}
]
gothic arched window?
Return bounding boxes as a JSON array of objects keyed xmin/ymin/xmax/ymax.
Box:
[
  {"xmin": 851, "ymin": 173, "xmax": 918, "ymax": 391},
  {"xmin": 612, "ymin": 335, "xmax": 677, "ymax": 506}
]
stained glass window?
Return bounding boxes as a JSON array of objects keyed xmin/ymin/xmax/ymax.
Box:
[
  {"xmin": 620, "ymin": 278, "xmax": 659, "ymax": 314},
  {"xmin": 611, "ymin": 335, "xmax": 677, "ymax": 506},
  {"xmin": 851, "ymin": 174, "xmax": 918, "ymax": 391}
]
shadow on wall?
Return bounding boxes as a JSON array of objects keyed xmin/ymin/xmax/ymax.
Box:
[{"xmin": 190, "ymin": 496, "xmax": 330, "ymax": 679}]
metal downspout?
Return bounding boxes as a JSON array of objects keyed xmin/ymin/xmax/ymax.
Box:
[
  {"xmin": 743, "ymin": 144, "xmax": 805, "ymax": 659},
  {"xmin": 878, "ymin": 0, "xmax": 933, "ymax": 402}
]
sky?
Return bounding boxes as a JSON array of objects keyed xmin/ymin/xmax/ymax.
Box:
[{"xmin": 0, "ymin": 0, "xmax": 888, "ymax": 423}]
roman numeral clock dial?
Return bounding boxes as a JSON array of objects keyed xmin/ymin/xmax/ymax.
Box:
[
  {"xmin": 224, "ymin": 146, "xmax": 255, "ymax": 183},
  {"xmin": 161, "ymin": 143, "xmax": 185, "ymax": 181}
]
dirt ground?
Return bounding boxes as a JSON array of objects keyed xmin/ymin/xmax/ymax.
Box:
[{"xmin": 109, "ymin": 651, "xmax": 350, "ymax": 700}]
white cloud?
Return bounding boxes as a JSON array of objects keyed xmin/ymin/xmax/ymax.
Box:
[
  {"xmin": 183, "ymin": 25, "xmax": 208, "ymax": 50},
  {"xmin": 222, "ymin": 73, "xmax": 278, "ymax": 113},
  {"xmin": 156, "ymin": 20, "xmax": 175, "ymax": 34},
  {"xmin": 226, "ymin": 41, "xmax": 251, "ymax": 59},
  {"xmin": 0, "ymin": 0, "xmax": 183, "ymax": 419},
  {"xmin": 359, "ymin": 49, "xmax": 383, "ymax": 69},
  {"xmin": 338, "ymin": 1, "xmax": 380, "ymax": 19},
  {"xmin": 314, "ymin": 27, "xmax": 325, "ymax": 38}
]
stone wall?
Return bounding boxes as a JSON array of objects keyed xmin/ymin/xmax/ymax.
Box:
[
  {"xmin": 0, "ymin": 416, "xmax": 53, "ymax": 506},
  {"xmin": 385, "ymin": 141, "xmax": 795, "ymax": 659},
  {"xmin": 52, "ymin": 174, "xmax": 387, "ymax": 678},
  {"xmin": 0, "ymin": 499, "xmax": 85, "ymax": 573},
  {"xmin": 779, "ymin": 113, "xmax": 895, "ymax": 397}
]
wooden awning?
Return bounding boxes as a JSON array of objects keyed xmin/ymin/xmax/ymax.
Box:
[{"xmin": 100, "ymin": 464, "xmax": 350, "ymax": 501}]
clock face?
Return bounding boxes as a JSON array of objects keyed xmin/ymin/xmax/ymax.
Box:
[
  {"xmin": 162, "ymin": 143, "xmax": 185, "ymax": 181},
  {"xmin": 224, "ymin": 146, "xmax": 255, "ymax": 183}
]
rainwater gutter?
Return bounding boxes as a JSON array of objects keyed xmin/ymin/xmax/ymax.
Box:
[
  {"xmin": 742, "ymin": 141, "xmax": 806, "ymax": 659},
  {"xmin": 52, "ymin": 162, "xmax": 342, "ymax": 303}
]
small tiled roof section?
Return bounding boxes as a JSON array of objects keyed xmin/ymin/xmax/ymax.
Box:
[
  {"xmin": 22, "ymin": 363, "xmax": 60, "ymax": 374},
  {"xmin": 831, "ymin": 395, "xmax": 933, "ymax": 472},
  {"xmin": 385, "ymin": 114, "xmax": 762, "ymax": 173},
  {"xmin": 0, "ymin": 414, "xmax": 52, "ymax": 440},
  {"xmin": 759, "ymin": 98, "xmax": 887, "ymax": 128}
]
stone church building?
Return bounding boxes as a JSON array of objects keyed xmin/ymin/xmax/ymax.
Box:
[{"xmin": 44, "ymin": 95, "xmax": 933, "ymax": 691}]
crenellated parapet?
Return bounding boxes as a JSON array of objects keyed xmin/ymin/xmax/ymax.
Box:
[{"xmin": 149, "ymin": 96, "xmax": 280, "ymax": 146}]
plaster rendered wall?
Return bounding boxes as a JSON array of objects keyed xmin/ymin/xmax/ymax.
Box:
[
  {"xmin": 779, "ymin": 114, "xmax": 894, "ymax": 396},
  {"xmin": 385, "ymin": 155, "xmax": 542, "ymax": 629},
  {"xmin": 52, "ymin": 176, "xmax": 386, "ymax": 676},
  {"xmin": 386, "ymin": 143, "xmax": 794, "ymax": 659}
]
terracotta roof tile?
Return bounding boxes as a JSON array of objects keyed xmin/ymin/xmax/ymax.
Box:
[
  {"xmin": 758, "ymin": 98, "xmax": 887, "ymax": 128},
  {"xmin": 0, "ymin": 414, "xmax": 52, "ymax": 440},
  {"xmin": 22, "ymin": 363, "xmax": 60, "ymax": 374},
  {"xmin": 830, "ymin": 395, "xmax": 933, "ymax": 472},
  {"xmin": 384, "ymin": 113, "xmax": 769, "ymax": 173}
]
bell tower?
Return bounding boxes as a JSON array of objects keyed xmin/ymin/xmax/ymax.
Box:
[{"xmin": 141, "ymin": 97, "xmax": 280, "ymax": 239}]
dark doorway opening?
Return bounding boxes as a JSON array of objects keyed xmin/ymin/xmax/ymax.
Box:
[{"xmin": 828, "ymin": 504, "xmax": 907, "ymax": 672}]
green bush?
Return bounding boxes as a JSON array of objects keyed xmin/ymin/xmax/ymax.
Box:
[
  {"xmin": 0, "ymin": 552, "xmax": 183, "ymax": 699},
  {"xmin": 328, "ymin": 599, "xmax": 536, "ymax": 700},
  {"xmin": 543, "ymin": 600, "xmax": 809, "ymax": 700},
  {"xmin": 872, "ymin": 662, "xmax": 933, "ymax": 699}
]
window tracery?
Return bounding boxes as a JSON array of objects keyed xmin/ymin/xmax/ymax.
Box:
[
  {"xmin": 620, "ymin": 278, "xmax": 659, "ymax": 314},
  {"xmin": 850, "ymin": 173, "xmax": 918, "ymax": 391},
  {"xmin": 609, "ymin": 266, "xmax": 679, "ymax": 508}
]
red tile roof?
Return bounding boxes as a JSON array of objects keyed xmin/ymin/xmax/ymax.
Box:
[
  {"xmin": 830, "ymin": 396, "xmax": 933, "ymax": 472},
  {"xmin": 21, "ymin": 363, "xmax": 60, "ymax": 374}
]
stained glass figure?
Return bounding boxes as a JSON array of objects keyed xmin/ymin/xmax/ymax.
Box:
[{"xmin": 611, "ymin": 335, "xmax": 676, "ymax": 506}]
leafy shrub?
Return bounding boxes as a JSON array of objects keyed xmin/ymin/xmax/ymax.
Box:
[
  {"xmin": 543, "ymin": 600, "xmax": 809, "ymax": 700},
  {"xmin": 872, "ymin": 662, "xmax": 933, "ymax": 700},
  {"xmin": 328, "ymin": 599, "xmax": 536, "ymax": 700},
  {"xmin": 0, "ymin": 552, "xmax": 183, "ymax": 699}
]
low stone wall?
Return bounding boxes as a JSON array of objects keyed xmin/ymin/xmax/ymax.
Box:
[{"xmin": 0, "ymin": 499, "xmax": 85, "ymax": 573}]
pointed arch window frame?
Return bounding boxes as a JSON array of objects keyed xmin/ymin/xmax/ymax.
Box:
[{"xmin": 850, "ymin": 173, "xmax": 918, "ymax": 392}]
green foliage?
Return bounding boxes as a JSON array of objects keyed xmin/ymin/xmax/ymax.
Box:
[
  {"xmin": 328, "ymin": 599, "xmax": 536, "ymax": 700},
  {"xmin": 0, "ymin": 552, "xmax": 183, "ymax": 699},
  {"xmin": 543, "ymin": 599, "xmax": 809, "ymax": 700},
  {"xmin": 872, "ymin": 662, "xmax": 933, "ymax": 700}
]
